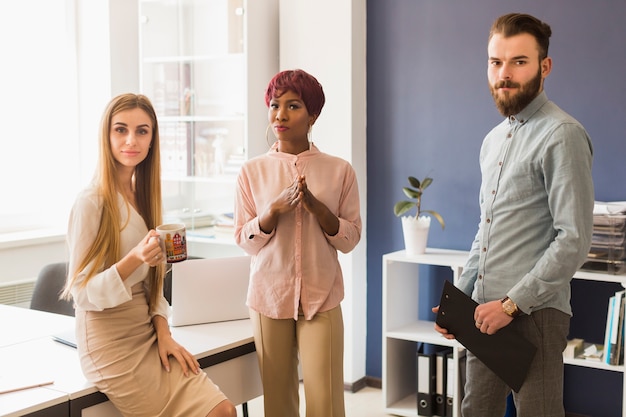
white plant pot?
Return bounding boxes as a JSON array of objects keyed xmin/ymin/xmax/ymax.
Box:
[{"xmin": 401, "ymin": 216, "xmax": 431, "ymax": 255}]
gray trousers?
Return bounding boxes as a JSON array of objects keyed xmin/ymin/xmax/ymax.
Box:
[{"xmin": 462, "ymin": 308, "xmax": 570, "ymax": 417}]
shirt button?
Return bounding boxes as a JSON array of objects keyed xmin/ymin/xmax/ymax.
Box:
[
  {"xmin": 486, "ymin": 218, "xmax": 491, "ymax": 223},
  {"xmin": 482, "ymin": 247, "xmax": 487, "ymax": 252},
  {"xmin": 491, "ymin": 190, "xmax": 496, "ymax": 195},
  {"xmin": 507, "ymin": 133, "xmax": 512, "ymax": 138},
  {"xmin": 478, "ymin": 274, "xmax": 483, "ymax": 280},
  {"xmin": 498, "ymin": 161, "xmax": 503, "ymax": 166}
]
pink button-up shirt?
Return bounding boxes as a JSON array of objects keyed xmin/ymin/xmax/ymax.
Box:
[{"xmin": 234, "ymin": 143, "xmax": 362, "ymax": 320}]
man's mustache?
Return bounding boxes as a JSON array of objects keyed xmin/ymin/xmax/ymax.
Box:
[{"xmin": 495, "ymin": 80, "xmax": 520, "ymax": 89}]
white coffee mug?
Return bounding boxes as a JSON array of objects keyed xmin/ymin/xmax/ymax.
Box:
[{"xmin": 156, "ymin": 223, "xmax": 187, "ymax": 263}]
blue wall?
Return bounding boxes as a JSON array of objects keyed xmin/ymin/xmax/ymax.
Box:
[{"xmin": 366, "ymin": 1, "xmax": 626, "ymax": 415}]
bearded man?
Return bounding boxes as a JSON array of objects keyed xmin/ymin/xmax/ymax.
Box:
[{"xmin": 434, "ymin": 13, "xmax": 595, "ymax": 417}]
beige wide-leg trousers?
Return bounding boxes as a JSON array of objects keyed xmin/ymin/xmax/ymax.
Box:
[{"xmin": 250, "ymin": 305, "xmax": 345, "ymax": 417}]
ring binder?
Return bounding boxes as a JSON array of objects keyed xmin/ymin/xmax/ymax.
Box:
[{"xmin": 417, "ymin": 349, "xmax": 436, "ymax": 416}]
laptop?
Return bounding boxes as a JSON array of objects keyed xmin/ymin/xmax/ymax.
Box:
[
  {"xmin": 170, "ymin": 256, "xmax": 251, "ymax": 327},
  {"xmin": 52, "ymin": 330, "xmax": 77, "ymax": 348}
]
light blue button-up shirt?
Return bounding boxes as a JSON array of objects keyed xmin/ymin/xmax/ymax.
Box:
[{"xmin": 457, "ymin": 91, "xmax": 594, "ymax": 316}]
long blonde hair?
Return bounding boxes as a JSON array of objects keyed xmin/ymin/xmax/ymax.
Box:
[{"xmin": 63, "ymin": 93, "xmax": 165, "ymax": 312}]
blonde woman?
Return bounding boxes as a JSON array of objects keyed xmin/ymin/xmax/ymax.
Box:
[{"xmin": 62, "ymin": 93, "xmax": 235, "ymax": 417}]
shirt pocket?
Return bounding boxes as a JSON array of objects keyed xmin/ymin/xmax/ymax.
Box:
[{"xmin": 496, "ymin": 163, "xmax": 537, "ymax": 204}]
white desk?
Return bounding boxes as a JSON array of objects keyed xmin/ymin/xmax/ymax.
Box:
[
  {"xmin": 0, "ymin": 305, "xmax": 261, "ymax": 417},
  {"xmin": 0, "ymin": 305, "xmax": 74, "ymax": 347}
]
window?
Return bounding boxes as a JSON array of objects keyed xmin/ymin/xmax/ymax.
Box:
[{"xmin": 0, "ymin": 1, "xmax": 81, "ymax": 234}]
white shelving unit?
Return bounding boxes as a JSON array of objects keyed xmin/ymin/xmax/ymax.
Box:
[
  {"xmin": 382, "ymin": 248, "xmax": 626, "ymax": 417},
  {"xmin": 138, "ymin": 0, "xmax": 278, "ymax": 237}
]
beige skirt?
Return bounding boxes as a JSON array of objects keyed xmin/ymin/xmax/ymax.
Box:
[{"xmin": 75, "ymin": 283, "xmax": 227, "ymax": 417}]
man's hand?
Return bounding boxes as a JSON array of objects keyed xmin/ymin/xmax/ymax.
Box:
[
  {"xmin": 473, "ymin": 299, "xmax": 513, "ymax": 335},
  {"xmin": 432, "ymin": 305, "xmax": 456, "ymax": 340}
]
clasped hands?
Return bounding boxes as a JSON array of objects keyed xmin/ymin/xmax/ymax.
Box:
[
  {"xmin": 432, "ymin": 299, "xmax": 513, "ymax": 338},
  {"xmin": 278, "ymin": 175, "xmax": 318, "ymax": 213},
  {"xmin": 260, "ymin": 175, "xmax": 318, "ymax": 231},
  {"xmin": 259, "ymin": 174, "xmax": 339, "ymax": 236}
]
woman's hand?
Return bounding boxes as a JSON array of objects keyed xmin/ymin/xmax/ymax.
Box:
[
  {"xmin": 136, "ymin": 230, "xmax": 164, "ymax": 267},
  {"xmin": 115, "ymin": 230, "xmax": 164, "ymax": 280},
  {"xmin": 153, "ymin": 315, "xmax": 200, "ymax": 377},
  {"xmin": 258, "ymin": 176, "xmax": 304, "ymax": 233},
  {"xmin": 299, "ymin": 175, "xmax": 340, "ymax": 236},
  {"xmin": 157, "ymin": 333, "xmax": 201, "ymax": 377}
]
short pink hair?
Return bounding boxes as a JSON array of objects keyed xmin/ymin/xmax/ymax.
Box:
[{"xmin": 264, "ymin": 69, "xmax": 325, "ymax": 117}]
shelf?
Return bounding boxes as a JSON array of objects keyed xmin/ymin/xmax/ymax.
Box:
[
  {"xmin": 383, "ymin": 248, "xmax": 469, "ymax": 269},
  {"xmin": 383, "ymin": 247, "xmax": 626, "ymax": 417},
  {"xmin": 564, "ymin": 356, "xmax": 625, "ymax": 372},
  {"xmin": 187, "ymin": 227, "xmax": 236, "ymax": 246},
  {"xmin": 385, "ymin": 393, "xmax": 418, "ymax": 417},
  {"xmin": 574, "ymin": 269, "xmax": 626, "ymax": 285},
  {"xmin": 158, "ymin": 114, "xmax": 244, "ymax": 123},
  {"xmin": 387, "ymin": 320, "xmax": 458, "ymax": 348},
  {"xmin": 162, "ymin": 174, "xmax": 237, "ymax": 184},
  {"xmin": 142, "ymin": 53, "xmax": 244, "ymax": 64}
]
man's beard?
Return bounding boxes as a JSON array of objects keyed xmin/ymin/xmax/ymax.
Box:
[{"xmin": 489, "ymin": 69, "xmax": 542, "ymax": 116}]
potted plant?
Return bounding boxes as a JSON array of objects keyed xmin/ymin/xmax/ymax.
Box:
[{"xmin": 394, "ymin": 176, "xmax": 445, "ymax": 254}]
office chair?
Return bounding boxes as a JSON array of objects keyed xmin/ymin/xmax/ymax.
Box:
[{"xmin": 30, "ymin": 262, "xmax": 75, "ymax": 316}]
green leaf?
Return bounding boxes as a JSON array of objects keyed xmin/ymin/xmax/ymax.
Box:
[
  {"xmin": 407, "ymin": 176, "xmax": 421, "ymax": 188},
  {"xmin": 421, "ymin": 177, "xmax": 433, "ymax": 190},
  {"xmin": 394, "ymin": 201, "xmax": 414, "ymax": 217},
  {"xmin": 402, "ymin": 187, "xmax": 421, "ymax": 199}
]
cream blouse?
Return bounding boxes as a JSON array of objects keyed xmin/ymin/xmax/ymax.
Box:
[{"xmin": 67, "ymin": 185, "xmax": 169, "ymax": 318}]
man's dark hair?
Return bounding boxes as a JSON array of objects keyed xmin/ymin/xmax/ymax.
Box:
[{"xmin": 489, "ymin": 13, "xmax": 552, "ymax": 60}]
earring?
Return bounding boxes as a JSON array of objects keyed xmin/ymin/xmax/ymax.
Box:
[
  {"xmin": 265, "ymin": 124, "xmax": 276, "ymax": 149},
  {"xmin": 307, "ymin": 125, "xmax": 313, "ymax": 149}
]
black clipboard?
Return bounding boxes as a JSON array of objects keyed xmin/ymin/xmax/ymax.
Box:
[{"xmin": 435, "ymin": 280, "xmax": 537, "ymax": 392}]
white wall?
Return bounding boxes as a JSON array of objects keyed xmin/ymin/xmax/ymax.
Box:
[
  {"xmin": 278, "ymin": 0, "xmax": 368, "ymax": 386},
  {"xmin": 0, "ymin": 234, "xmax": 68, "ymax": 286}
]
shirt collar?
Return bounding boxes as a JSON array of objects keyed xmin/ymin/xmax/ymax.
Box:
[
  {"xmin": 508, "ymin": 90, "xmax": 549, "ymax": 125},
  {"xmin": 268, "ymin": 141, "xmax": 320, "ymax": 158}
]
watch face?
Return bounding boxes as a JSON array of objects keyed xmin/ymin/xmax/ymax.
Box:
[{"xmin": 502, "ymin": 299, "xmax": 518, "ymax": 316}]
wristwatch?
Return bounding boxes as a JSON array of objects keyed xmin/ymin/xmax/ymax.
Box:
[{"xmin": 501, "ymin": 296, "xmax": 521, "ymax": 318}]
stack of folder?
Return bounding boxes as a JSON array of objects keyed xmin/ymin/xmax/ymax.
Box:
[
  {"xmin": 581, "ymin": 201, "xmax": 626, "ymax": 275},
  {"xmin": 416, "ymin": 344, "xmax": 460, "ymax": 416}
]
